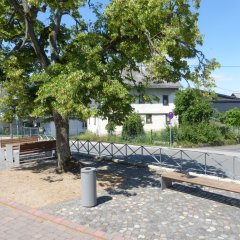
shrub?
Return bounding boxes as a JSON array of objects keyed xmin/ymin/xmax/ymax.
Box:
[
  {"xmin": 105, "ymin": 121, "xmax": 116, "ymax": 135},
  {"xmin": 174, "ymin": 122, "xmax": 237, "ymax": 146},
  {"xmin": 122, "ymin": 112, "xmax": 144, "ymax": 139}
]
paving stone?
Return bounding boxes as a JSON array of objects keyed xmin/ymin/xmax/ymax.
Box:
[
  {"xmin": 42, "ymin": 159, "xmax": 240, "ymax": 239},
  {"xmin": 0, "ymin": 203, "xmax": 98, "ymax": 240}
]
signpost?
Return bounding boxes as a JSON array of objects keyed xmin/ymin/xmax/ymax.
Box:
[{"xmin": 168, "ymin": 112, "xmax": 174, "ymax": 147}]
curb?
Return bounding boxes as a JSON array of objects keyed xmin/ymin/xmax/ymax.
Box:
[{"xmin": 0, "ymin": 197, "xmax": 124, "ymax": 240}]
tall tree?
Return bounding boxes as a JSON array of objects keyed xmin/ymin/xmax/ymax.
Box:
[{"xmin": 0, "ymin": 0, "xmax": 218, "ymax": 171}]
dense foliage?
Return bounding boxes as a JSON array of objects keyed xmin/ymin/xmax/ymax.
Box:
[
  {"xmin": 219, "ymin": 108, "xmax": 240, "ymax": 128},
  {"xmin": 122, "ymin": 113, "xmax": 144, "ymax": 139},
  {"xmin": 0, "ymin": 0, "xmax": 219, "ymax": 170},
  {"xmin": 174, "ymin": 88, "xmax": 214, "ymax": 124}
]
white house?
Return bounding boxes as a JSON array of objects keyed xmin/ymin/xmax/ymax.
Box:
[
  {"xmin": 88, "ymin": 70, "xmax": 180, "ymax": 135},
  {"xmin": 40, "ymin": 119, "xmax": 87, "ymax": 137}
]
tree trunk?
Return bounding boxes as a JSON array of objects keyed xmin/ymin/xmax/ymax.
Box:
[{"xmin": 53, "ymin": 112, "xmax": 71, "ymax": 172}]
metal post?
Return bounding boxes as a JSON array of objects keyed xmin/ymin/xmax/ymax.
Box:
[
  {"xmin": 169, "ymin": 123, "xmax": 172, "ymax": 147},
  {"xmin": 125, "ymin": 144, "xmax": 128, "ymax": 159},
  {"xmin": 204, "ymin": 153, "xmax": 207, "ymax": 175},
  {"xmin": 111, "ymin": 143, "xmax": 113, "ymax": 157},
  {"xmin": 98, "ymin": 141, "xmax": 101, "ymax": 157},
  {"xmin": 160, "ymin": 148, "xmax": 162, "ymax": 165},
  {"xmin": 233, "ymin": 157, "xmax": 236, "ymax": 180},
  {"xmin": 180, "ymin": 150, "xmax": 183, "ymax": 172},
  {"xmin": 141, "ymin": 146, "xmax": 143, "ymax": 156},
  {"xmin": 150, "ymin": 130, "xmax": 153, "ymax": 144},
  {"xmin": 87, "ymin": 140, "xmax": 90, "ymax": 155}
]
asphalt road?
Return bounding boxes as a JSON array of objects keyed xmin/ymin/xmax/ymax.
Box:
[
  {"xmin": 70, "ymin": 141, "xmax": 240, "ymax": 180},
  {"xmin": 193, "ymin": 144, "xmax": 240, "ymax": 154}
]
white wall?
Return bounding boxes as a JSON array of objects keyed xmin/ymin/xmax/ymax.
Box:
[
  {"xmin": 132, "ymin": 88, "xmax": 176, "ymax": 114},
  {"xmin": 87, "ymin": 88, "xmax": 178, "ymax": 136},
  {"xmin": 41, "ymin": 120, "xmax": 86, "ymax": 137}
]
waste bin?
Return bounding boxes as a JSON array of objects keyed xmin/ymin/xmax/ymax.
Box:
[{"xmin": 81, "ymin": 167, "xmax": 97, "ymax": 207}]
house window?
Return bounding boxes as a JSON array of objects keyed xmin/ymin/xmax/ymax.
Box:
[
  {"xmin": 163, "ymin": 95, "xmax": 169, "ymax": 106},
  {"xmin": 88, "ymin": 118, "xmax": 90, "ymax": 124},
  {"xmin": 82, "ymin": 121, "xmax": 87, "ymax": 128},
  {"xmin": 146, "ymin": 114, "xmax": 152, "ymax": 124}
]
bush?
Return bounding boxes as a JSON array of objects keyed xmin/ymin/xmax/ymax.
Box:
[
  {"xmin": 105, "ymin": 121, "xmax": 116, "ymax": 135},
  {"xmin": 122, "ymin": 112, "xmax": 144, "ymax": 139},
  {"xmin": 174, "ymin": 122, "xmax": 237, "ymax": 146}
]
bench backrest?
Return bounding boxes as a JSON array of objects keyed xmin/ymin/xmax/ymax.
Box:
[
  {"xmin": 19, "ymin": 140, "xmax": 56, "ymax": 153},
  {"xmin": 0, "ymin": 136, "xmax": 38, "ymax": 148}
]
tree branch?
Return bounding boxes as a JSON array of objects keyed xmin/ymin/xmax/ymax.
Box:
[
  {"xmin": 49, "ymin": 10, "xmax": 62, "ymax": 62},
  {"xmin": 9, "ymin": 0, "xmax": 50, "ymax": 69}
]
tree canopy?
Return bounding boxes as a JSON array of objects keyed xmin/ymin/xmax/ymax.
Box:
[
  {"xmin": 0, "ymin": 0, "xmax": 219, "ymax": 170},
  {"xmin": 174, "ymin": 88, "xmax": 215, "ymax": 124}
]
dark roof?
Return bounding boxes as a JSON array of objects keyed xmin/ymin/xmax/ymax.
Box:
[
  {"xmin": 122, "ymin": 68, "xmax": 181, "ymax": 89},
  {"xmin": 217, "ymin": 93, "xmax": 238, "ymax": 100},
  {"xmin": 232, "ymin": 92, "xmax": 240, "ymax": 98}
]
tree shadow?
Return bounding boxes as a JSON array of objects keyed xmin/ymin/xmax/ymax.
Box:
[
  {"xmin": 171, "ymin": 183, "xmax": 240, "ymax": 208},
  {"xmin": 115, "ymin": 152, "xmax": 230, "ymax": 179},
  {"xmin": 12, "ymin": 151, "xmax": 238, "ymax": 203},
  {"xmin": 72, "ymin": 154, "xmax": 162, "ymax": 197},
  {"xmin": 14, "ymin": 159, "xmax": 59, "ymax": 174}
]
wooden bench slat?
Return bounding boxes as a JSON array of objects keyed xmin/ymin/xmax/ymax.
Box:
[
  {"xmin": 161, "ymin": 172, "xmax": 240, "ymax": 194},
  {"xmin": 0, "ymin": 137, "xmax": 38, "ymax": 148},
  {"xmin": 19, "ymin": 140, "xmax": 56, "ymax": 153}
]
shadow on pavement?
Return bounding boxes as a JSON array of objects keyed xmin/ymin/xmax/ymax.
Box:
[
  {"xmin": 97, "ymin": 196, "xmax": 112, "ymax": 205},
  {"xmin": 171, "ymin": 183, "xmax": 240, "ymax": 208}
]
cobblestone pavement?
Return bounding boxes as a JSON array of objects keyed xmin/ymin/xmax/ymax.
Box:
[
  {"xmin": 43, "ymin": 159, "xmax": 240, "ymax": 240},
  {"xmin": 0, "ymin": 202, "xmax": 96, "ymax": 240}
]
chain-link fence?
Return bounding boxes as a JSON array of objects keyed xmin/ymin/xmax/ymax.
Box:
[{"xmin": 0, "ymin": 126, "xmax": 39, "ymax": 137}]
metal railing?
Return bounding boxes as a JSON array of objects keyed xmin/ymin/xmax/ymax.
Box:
[{"xmin": 70, "ymin": 140, "xmax": 240, "ymax": 181}]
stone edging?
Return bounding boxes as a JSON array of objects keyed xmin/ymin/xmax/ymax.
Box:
[{"xmin": 0, "ymin": 197, "xmax": 124, "ymax": 240}]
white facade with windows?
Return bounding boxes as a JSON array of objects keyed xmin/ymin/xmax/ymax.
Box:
[{"xmin": 87, "ymin": 83, "xmax": 180, "ymax": 136}]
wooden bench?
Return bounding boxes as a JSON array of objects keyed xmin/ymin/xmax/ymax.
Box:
[
  {"xmin": 13, "ymin": 140, "xmax": 56, "ymax": 163},
  {"xmin": 0, "ymin": 136, "xmax": 38, "ymax": 148},
  {"xmin": 161, "ymin": 171, "xmax": 240, "ymax": 194}
]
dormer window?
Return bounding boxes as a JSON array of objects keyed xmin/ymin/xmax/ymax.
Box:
[{"xmin": 163, "ymin": 95, "xmax": 169, "ymax": 106}]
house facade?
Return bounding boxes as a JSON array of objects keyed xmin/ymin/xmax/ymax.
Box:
[{"xmin": 88, "ymin": 82, "xmax": 180, "ymax": 136}]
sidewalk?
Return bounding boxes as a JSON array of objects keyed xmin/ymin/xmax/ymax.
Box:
[{"xmin": 0, "ymin": 198, "xmax": 123, "ymax": 240}]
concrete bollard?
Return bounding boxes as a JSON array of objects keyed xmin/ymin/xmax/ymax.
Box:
[{"xmin": 81, "ymin": 167, "xmax": 97, "ymax": 207}]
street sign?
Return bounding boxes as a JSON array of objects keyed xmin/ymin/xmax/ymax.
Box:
[{"xmin": 168, "ymin": 112, "xmax": 174, "ymax": 120}]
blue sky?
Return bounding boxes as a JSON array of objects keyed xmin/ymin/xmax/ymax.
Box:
[
  {"xmin": 78, "ymin": 0, "xmax": 240, "ymax": 95},
  {"xmin": 49, "ymin": 0, "xmax": 240, "ymax": 95},
  {"xmin": 198, "ymin": 0, "xmax": 240, "ymax": 95}
]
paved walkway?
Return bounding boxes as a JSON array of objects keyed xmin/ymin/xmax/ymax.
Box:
[
  {"xmin": 44, "ymin": 159, "xmax": 240, "ymax": 240},
  {"xmin": 0, "ymin": 198, "xmax": 123, "ymax": 240},
  {"xmin": 1, "ymin": 157, "xmax": 240, "ymax": 239}
]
